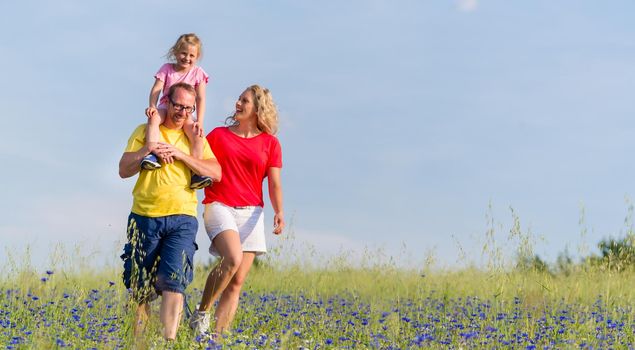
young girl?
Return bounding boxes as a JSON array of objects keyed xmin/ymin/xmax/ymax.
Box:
[
  {"xmin": 141, "ymin": 33, "xmax": 212, "ymax": 189},
  {"xmin": 189, "ymin": 85, "xmax": 285, "ymax": 336}
]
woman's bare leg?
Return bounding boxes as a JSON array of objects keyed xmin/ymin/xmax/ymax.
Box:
[
  {"xmin": 198, "ymin": 230, "xmax": 243, "ymax": 312},
  {"xmin": 214, "ymin": 252, "xmax": 256, "ymax": 334}
]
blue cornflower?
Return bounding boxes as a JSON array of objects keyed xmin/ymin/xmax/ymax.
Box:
[{"xmin": 460, "ymin": 331, "xmax": 478, "ymax": 340}]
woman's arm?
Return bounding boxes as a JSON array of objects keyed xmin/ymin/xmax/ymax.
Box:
[{"xmin": 267, "ymin": 167, "xmax": 285, "ymax": 235}]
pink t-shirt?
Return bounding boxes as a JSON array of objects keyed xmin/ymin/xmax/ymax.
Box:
[
  {"xmin": 203, "ymin": 127, "xmax": 282, "ymax": 207},
  {"xmin": 155, "ymin": 63, "xmax": 210, "ymax": 107}
]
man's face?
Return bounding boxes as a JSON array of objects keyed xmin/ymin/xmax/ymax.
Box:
[{"xmin": 165, "ymin": 88, "xmax": 196, "ymax": 129}]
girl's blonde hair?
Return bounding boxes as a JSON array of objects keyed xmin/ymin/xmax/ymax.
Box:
[
  {"xmin": 166, "ymin": 33, "xmax": 203, "ymax": 62},
  {"xmin": 227, "ymin": 85, "xmax": 279, "ymax": 135}
]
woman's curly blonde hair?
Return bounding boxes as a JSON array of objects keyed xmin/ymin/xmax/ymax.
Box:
[{"xmin": 227, "ymin": 85, "xmax": 279, "ymax": 135}]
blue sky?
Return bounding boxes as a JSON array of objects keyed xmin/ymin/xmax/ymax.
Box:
[{"xmin": 1, "ymin": 0, "xmax": 635, "ymax": 270}]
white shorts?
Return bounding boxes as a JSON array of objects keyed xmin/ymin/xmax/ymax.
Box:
[{"xmin": 203, "ymin": 202, "xmax": 266, "ymax": 256}]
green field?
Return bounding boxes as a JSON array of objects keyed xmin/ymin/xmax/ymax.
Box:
[
  {"xmin": 3, "ymin": 210, "xmax": 635, "ymax": 349},
  {"xmin": 2, "ymin": 253, "xmax": 635, "ymax": 349}
]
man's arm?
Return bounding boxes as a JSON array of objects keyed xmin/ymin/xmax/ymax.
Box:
[
  {"xmin": 119, "ymin": 146, "xmax": 151, "ymax": 178},
  {"xmin": 153, "ymin": 142, "xmax": 221, "ymax": 181}
]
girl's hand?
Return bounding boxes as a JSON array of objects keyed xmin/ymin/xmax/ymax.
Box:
[
  {"xmin": 192, "ymin": 121, "xmax": 204, "ymax": 138},
  {"xmin": 145, "ymin": 106, "xmax": 158, "ymax": 119},
  {"xmin": 273, "ymin": 212, "xmax": 285, "ymax": 235}
]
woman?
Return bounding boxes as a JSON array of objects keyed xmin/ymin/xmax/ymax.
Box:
[{"xmin": 189, "ymin": 85, "xmax": 285, "ymax": 336}]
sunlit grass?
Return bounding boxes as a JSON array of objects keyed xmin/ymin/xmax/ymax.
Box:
[
  {"xmin": 3, "ymin": 206, "xmax": 635, "ymax": 348},
  {"xmin": 2, "ymin": 255, "xmax": 635, "ymax": 349}
]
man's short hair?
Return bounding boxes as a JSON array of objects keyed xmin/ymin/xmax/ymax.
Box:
[{"xmin": 167, "ymin": 82, "xmax": 197, "ymax": 100}]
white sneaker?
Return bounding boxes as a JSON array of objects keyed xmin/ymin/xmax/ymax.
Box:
[{"xmin": 189, "ymin": 310, "xmax": 211, "ymax": 335}]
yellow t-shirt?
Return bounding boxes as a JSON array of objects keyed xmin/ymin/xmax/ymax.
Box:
[{"xmin": 125, "ymin": 124, "xmax": 215, "ymax": 217}]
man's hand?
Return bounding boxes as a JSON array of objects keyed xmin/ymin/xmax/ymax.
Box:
[{"xmin": 154, "ymin": 142, "xmax": 184, "ymax": 164}]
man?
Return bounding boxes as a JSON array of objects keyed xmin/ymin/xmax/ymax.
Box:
[{"xmin": 119, "ymin": 82, "xmax": 221, "ymax": 340}]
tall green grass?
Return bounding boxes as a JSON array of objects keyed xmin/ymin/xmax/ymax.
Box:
[{"xmin": 3, "ymin": 206, "xmax": 635, "ymax": 348}]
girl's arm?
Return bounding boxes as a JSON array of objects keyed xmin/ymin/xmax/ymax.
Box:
[
  {"xmin": 145, "ymin": 78, "xmax": 165, "ymax": 118},
  {"xmin": 267, "ymin": 167, "xmax": 285, "ymax": 235},
  {"xmin": 194, "ymin": 82, "xmax": 206, "ymax": 137}
]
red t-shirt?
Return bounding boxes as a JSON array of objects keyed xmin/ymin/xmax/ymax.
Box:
[{"xmin": 203, "ymin": 127, "xmax": 282, "ymax": 207}]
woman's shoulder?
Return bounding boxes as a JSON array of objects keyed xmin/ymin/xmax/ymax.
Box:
[
  {"xmin": 261, "ymin": 132, "xmax": 280, "ymax": 141},
  {"xmin": 208, "ymin": 126, "xmax": 229, "ymax": 137},
  {"xmin": 258, "ymin": 132, "xmax": 281, "ymax": 149}
]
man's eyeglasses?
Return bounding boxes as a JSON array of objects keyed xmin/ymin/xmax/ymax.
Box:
[{"xmin": 169, "ymin": 98, "xmax": 196, "ymax": 113}]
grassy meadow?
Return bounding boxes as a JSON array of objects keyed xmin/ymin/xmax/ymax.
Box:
[
  {"xmin": 2, "ymin": 258, "xmax": 635, "ymax": 349},
  {"xmin": 2, "ymin": 216, "xmax": 635, "ymax": 349}
]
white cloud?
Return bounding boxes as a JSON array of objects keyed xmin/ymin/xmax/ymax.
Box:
[{"xmin": 457, "ymin": 0, "xmax": 478, "ymax": 12}]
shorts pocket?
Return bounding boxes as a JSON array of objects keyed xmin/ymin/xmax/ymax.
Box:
[
  {"xmin": 184, "ymin": 242, "xmax": 198, "ymax": 287},
  {"xmin": 120, "ymin": 243, "xmax": 133, "ymax": 289}
]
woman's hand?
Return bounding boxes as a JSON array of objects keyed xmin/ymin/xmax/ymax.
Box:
[{"xmin": 273, "ymin": 212, "xmax": 285, "ymax": 235}]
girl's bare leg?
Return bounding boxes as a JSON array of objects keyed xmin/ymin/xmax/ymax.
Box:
[
  {"xmin": 183, "ymin": 118, "xmax": 204, "ymax": 159},
  {"xmin": 146, "ymin": 109, "xmax": 166, "ymax": 152}
]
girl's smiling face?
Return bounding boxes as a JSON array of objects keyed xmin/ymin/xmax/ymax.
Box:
[{"xmin": 173, "ymin": 44, "xmax": 199, "ymax": 71}]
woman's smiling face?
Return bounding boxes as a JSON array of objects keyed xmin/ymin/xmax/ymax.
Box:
[{"xmin": 234, "ymin": 89, "xmax": 257, "ymax": 122}]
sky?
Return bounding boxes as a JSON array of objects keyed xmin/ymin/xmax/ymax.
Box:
[{"xmin": 1, "ymin": 0, "xmax": 635, "ymax": 271}]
